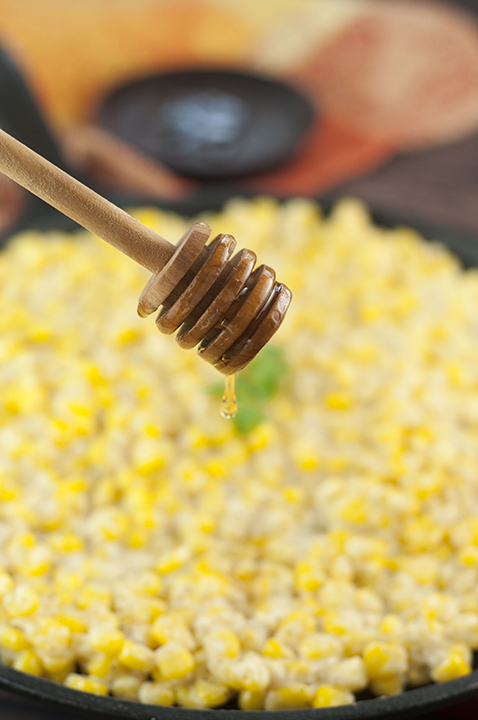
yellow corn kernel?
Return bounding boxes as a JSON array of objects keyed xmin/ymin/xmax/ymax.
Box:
[
  {"xmin": 30, "ymin": 618, "xmax": 71, "ymax": 653},
  {"xmin": 49, "ymin": 533, "xmax": 83, "ymax": 553},
  {"xmin": 77, "ymin": 586, "xmax": 111, "ymax": 609},
  {"xmin": 13, "ymin": 649, "xmax": 43, "ymax": 676},
  {"xmin": 370, "ymin": 676, "xmax": 404, "ymax": 696},
  {"xmin": 300, "ymin": 633, "xmax": 343, "ymax": 659},
  {"xmin": 155, "ymin": 546, "xmax": 190, "ymax": 574},
  {"xmin": 119, "ymin": 641, "xmax": 155, "ymax": 671},
  {"xmin": 21, "ymin": 547, "xmax": 51, "ymax": 577},
  {"xmin": 142, "ymin": 597, "xmax": 167, "ymax": 623},
  {"xmin": 262, "ymin": 637, "xmax": 293, "ymax": 658},
  {"xmin": 145, "ymin": 423, "xmax": 160, "ymax": 437},
  {"xmin": 154, "ymin": 641, "xmax": 195, "ymax": 680},
  {"xmin": 111, "ymin": 675, "xmax": 142, "ymax": 701},
  {"xmin": 177, "ymin": 680, "xmax": 230, "ymax": 709},
  {"xmin": 87, "ymin": 366, "xmax": 105, "ymax": 386},
  {"xmin": 86, "ymin": 654, "xmax": 113, "ymax": 678},
  {"xmin": 4, "ymin": 584, "xmax": 39, "ymax": 616},
  {"xmin": 401, "ymin": 516, "xmax": 443, "ymax": 552},
  {"xmin": 42, "ymin": 656, "xmax": 75, "ymax": 678},
  {"xmin": 339, "ymin": 497, "xmax": 367, "ymax": 524},
  {"xmin": 0, "ymin": 483, "xmax": 17, "ymax": 500},
  {"xmin": 363, "ymin": 642, "xmax": 407, "ymax": 680},
  {"xmin": 9, "ymin": 532, "xmax": 35, "ymax": 551},
  {"xmin": 459, "ymin": 545, "xmax": 478, "ymax": 566},
  {"xmin": 0, "ymin": 625, "xmax": 30, "ymax": 651},
  {"xmin": 291, "ymin": 440, "xmax": 320, "ymax": 470},
  {"xmin": 131, "ymin": 570, "xmax": 163, "ymax": 596},
  {"xmin": 208, "ymin": 629, "xmax": 241, "ymax": 659},
  {"xmin": 204, "ymin": 459, "xmax": 227, "ymax": 478},
  {"xmin": 138, "ymin": 681, "xmax": 175, "ymax": 706},
  {"xmin": 194, "ymin": 680, "xmax": 231, "ymax": 707},
  {"xmin": 151, "ymin": 613, "xmax": 194, "ymax": 648},
  {"xmin": 0, "ymin": 571, "xmax": 14, "ymax": 599},
  {"xmin": 313, "ymin": 686, "xmax": 354, "ymax": 708},
  {"xmin": 175, "ymin": 686, "xmax": 197, "ymax": 708},
  {"xmin": 360, "ymin": 305, "xmax": 384, "ymax": 323},
  {"xmin": 326, "ymin": 393, "xmax": 353, "ymax": 410},
  {"xmin": 239, "ymin": 690, "xmax": 265, "ymax": 711},
  {"xmin": 118, "ymin": 329, "xmax": 137, "ymax": 343},
  {"xmin": 294, "ymin": 561, "xmax": 323, "ymax": 592},
  {"xmin": 58, "ymin": 613, "xmax": 87, "ymax": 633},
  {"xmin": 89, "ymin": 627, "xmax": 124, "ymax": 657},
  {"xmin": 450, "ymin": 517, "xmax": 478, "ymax": 547},
  {"xmin": 247, "ymin": 424, "xmax": 273, "ymax": 451},
  {"xmin": 280, "ymin": 610, "xmax": 316, "ymax": 634},
  {"xmin": 431, "ymin": 645, "xmax": 472, "ymax": 682},
  {"xmin": 283, "ymin": 486, "xmax": 304, "ymax": 504},
  {"xmin": 127, "ymin": 530, "xmax": 146, "ymax": 548},
  {"xmin": 323, "ymin": 612, "xmax": 347, "ymax": 636},
  {"xmin": 379, "ymin": 615, "xmax": 403, "ymax": 637},
  {"xmin": 64, "ymin": 673, "xmax": 108, "ymax": 695},
  {"xmin": 265, "ymin": 685, "xmax": 312, "ymax": 711}
]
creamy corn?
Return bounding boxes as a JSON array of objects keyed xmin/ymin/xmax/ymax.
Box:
[{"xmin": 0, "ymin": 197, "xmax": 477, "ymax": 709}]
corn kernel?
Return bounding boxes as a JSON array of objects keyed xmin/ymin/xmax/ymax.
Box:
[
  {"xmin": 13, "ymin": 649, "xmax": 42, "ymax": 676},
  {"xmin": 0, "ymin": 625, "xmax": 30, "ymax": 651},
  {"xmin": 155, "ymin": 546, "xmax": 190, "ymax": 574},
  {"xmin": 111, "ymin": 675, "xmax": 141, "ymax": 701},
  {"xmin": 119, "ymin": 641, "xmax": 154, "ymax": 671},
  {"xmin": 58, "ymin": 613, "xmax": 87, "ymax": 633},
  {"xmin": 326, "ymin": 393, "xmax": 353, "ymax": 410},
  {"xmin": 294, "ymin": 561, "xmax": 323, "ymax": 592},
  {"xmin": 239, "ymin": 690, "xmax": 265, "ymax": 711},
  {"xmin": 206, "ymin": 628, "xmax": 241, "ymax": 659},
  {"xmin": 86, "ymin": 654, "xmax": 113, "ymax": 678},
  {"xmin": 0, "ymin": 572, "xmax": 14, "ymax": 599},
  {"xmin": 459, "ymin": 545, "xmax": 478, "ymax": 566},
  {"xmin": 89, "ymin": 627, "xmax": 124, "ymax": 657},
  {"xmin": 313, "ymin": 686, "xmax": 354, "ymax": 708},
  {"xmin": 151, "ymin": 613, "xmax": 195, "ymax": 649},
  {"xmin": 176, "ymin": 680, "xmax": 230, "ymax": 709},
  {"xmin": 300, "ymin": 633, "xmax": 343, "ymax": 659},
  {"xmin": 265, "ymin": 685, "xmax": 312, "ymax": 711},
  {"xmin": 154, "ymin": 641, "xmax": 195, "ymax": 680},
  {"xmin": 262, "ymin": 637, "xmax": 293, "ymax": 658},
  {"xmin": 4, "ymin": 584, "xmax": 39, "ymax": 617},
  {"xmin": 431, "ymin": 646, "xmax": 472, "ymax": 682},
  {"xmin": 64, "ymin": 673, "xmax": 108, "ymax": 695},
  {"xmin": 370, "ymin": 676, "xmax": 404, "ymax": 696},
  {"xmin": 363, "ymin": 642, "xmax": 408, "ymax": 679},
  {"xmin": 138, "ymin": 681, "xmax": 175, "ymax": 706}
]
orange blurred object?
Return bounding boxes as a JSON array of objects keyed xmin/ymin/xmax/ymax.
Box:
[{"xmin": 1, "ymin": 0, "xmax": 478, "ymax": 200}]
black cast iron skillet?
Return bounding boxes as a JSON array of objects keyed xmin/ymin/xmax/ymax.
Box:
[
  {"xmin": 1, "ymin": 39, "xmax": 478, "ymax": 720},
  {"xmin": 0, "ymin": 199, "xmax": 478, "ymax": 719}
]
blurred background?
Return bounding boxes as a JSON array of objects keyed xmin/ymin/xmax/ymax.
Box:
[{"xmin": 1, "ymin": 0, "xmax": 478, "ymax": 233}]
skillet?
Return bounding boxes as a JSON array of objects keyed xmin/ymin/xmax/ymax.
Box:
[
  {"xmin": 0, "ymin": 198, "xmax": 478, "ymax": 720},
  {"xmin": 1, "ymin": 42, "xmax": 478, "ymax": 720}
]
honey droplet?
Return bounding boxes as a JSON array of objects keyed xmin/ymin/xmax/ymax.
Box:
[{"xmin": 220, "ymin": 375, "xmax": 237, "ymax": 419}]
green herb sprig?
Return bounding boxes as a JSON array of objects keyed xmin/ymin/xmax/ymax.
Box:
[{"xmin": 208, "ymin": 345, "xmax": 289, "ymax": 433}]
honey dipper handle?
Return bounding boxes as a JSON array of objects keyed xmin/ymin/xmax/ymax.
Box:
[{"xmin": 0, "ymin": 127, "xmax": 175, "ymax": 274}]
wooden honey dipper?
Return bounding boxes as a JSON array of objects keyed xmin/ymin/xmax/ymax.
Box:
[{"xmin": 0, "ymin": 128, "xmax": 291, "ymax": 375}]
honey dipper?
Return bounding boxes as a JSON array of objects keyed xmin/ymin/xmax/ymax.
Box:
[{"xmin": 0, "ymin": 128, "xmax": 291, "ymax": 374}]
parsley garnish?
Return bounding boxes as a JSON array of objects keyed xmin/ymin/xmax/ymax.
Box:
[{"xmin": 208, "ymin": 345, "xmax": 289, "ymax": 433}]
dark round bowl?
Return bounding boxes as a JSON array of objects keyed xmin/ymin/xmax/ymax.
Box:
[
  {"xmin": 98, "ymin": 70, "xmax": 315, "ymax": 181},
  {"xmin": 1, "ymin": 202, "xmax": 478, "ymax": 719}
]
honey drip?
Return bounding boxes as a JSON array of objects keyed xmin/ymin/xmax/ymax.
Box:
[{"xmin": 220, "ymin": 374, "xmax": 237, "ymax": 419}]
